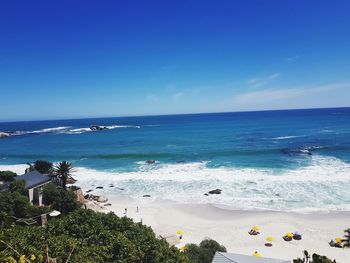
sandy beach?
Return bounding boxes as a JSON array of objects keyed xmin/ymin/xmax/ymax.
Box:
[
  {"xmin": 87, "ymin": 194, "xmax": 350, "ymax": 263},
  {"xmin": 2, "ymin": 164, "xmax": 349, "ymax": 261}
]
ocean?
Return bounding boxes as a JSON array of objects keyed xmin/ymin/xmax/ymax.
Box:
[{"xmin": 1, "ymin": 107, "xmax": 350, "ymax": 212}]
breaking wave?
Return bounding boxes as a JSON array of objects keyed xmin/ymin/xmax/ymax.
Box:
[
  {"xmin": 10, "ymin": 124, "xmax": 141, "ymax": 136},
  {"xmin": 68, "ymin": 155, "xmax": 350, "ymax": 212},
  {"xmin": 272, "ymin": 135, "xmax": 305, "ymax": 140}
]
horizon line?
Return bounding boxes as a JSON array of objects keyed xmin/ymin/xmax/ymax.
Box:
[{"xmin": 1, "ymin": 106, "xmax": 349, "ymax": 124}]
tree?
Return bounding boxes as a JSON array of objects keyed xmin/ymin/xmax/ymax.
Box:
[
  {"xmin": 52, "ymin": 189, "xmax": 80, "ymax": 215},
  {"xmin": 11, "ymin": 192, "xmax": 29, "ymax": 218},
  {"xmin": 34, "ymin": 160, "xmax": 53, "ymax": 175},
  {"xmin": 42, "ymin": 184, "xmax": 79, "ymax": 215},
  {"xmin": 42, "ymin": 183, "xmax": 60, "ymax": 205},
  {"xmin": 0, "ymin": 171, "xmax": 17, "ymax": 182},
  {"xmin": 0, "ymin": 209, "xmax": 190, "ymax": 263},
  {"xmin": 9, "ymin": 180, "xmax": 27, "ymax": 196},
  {"xmin": 54, "ymin": 161, "xmax": 74, "ymax": 190},
  {"xmin": 293, "ymin": 251, "xmax": 336, "ymax": 263},
  {"xmin": 25, "ymin": 163, "xmax": 35, "ymax": 173},
  {"xmin": 184, "ymin": 238, "xmax": 226, "ymax": 263}
]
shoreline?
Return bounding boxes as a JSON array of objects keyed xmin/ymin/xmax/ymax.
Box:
[
  {"xmin": 85, "ymin": 193, "xmax": 350, "ymax": 263},
  {"xmin": 1, "ymin": 163, "xmax": 350, "ymax": 261}
]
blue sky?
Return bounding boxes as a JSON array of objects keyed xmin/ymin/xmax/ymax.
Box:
[{"xmin": 0, "ymin": 0, "xmax": 350, "ymax": 121}]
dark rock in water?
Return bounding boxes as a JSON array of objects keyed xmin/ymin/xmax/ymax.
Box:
[
  {"xmin": 208, "ymin": 189, "xmax": 222, "ymax": 195},
  {"xmin": 96, "ymin": 186, "xmax": 104, "ymax": 189},
  {"xmin": 109, "ymin": 184, "xmax": 114, "ymax": 187},
  {"xmin": 86, "ymin": 189, "xmax": 93, "ymax": 193},
  {"xmin": 146, "ymin": 160, "xmax": 156, "ymax": 164},
  {"xmin": 117, "ymin": 187, "xmax": 125, "ymax": 190},
  {"xmin": 84, "ymin": 194, "xmax": 91, "ymax": 199},
  {"xmin": 176, "ymin": 160, "xmax": 186, "ymax": 163},
  {"xmin": 143, "ymin": 194, "xmax": 151, "ymax": 197},
  {"xmin": 204, "ymin": 193, "xmax": 209, "ymax": 196},
  {"xmin": 90, "ymin": 125, "xmax": 108, "ymax": 131},
  {"xmin": 104, "ymin": 203, "xmax": 112, "ymax": 206},
  {"xmin": 281, "ymin": 148, "xmax": 312, "ymax": 156}
]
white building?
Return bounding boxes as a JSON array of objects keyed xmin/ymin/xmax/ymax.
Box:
[{"xmin": 17, "ymin": 171, "xmax": 51, "ymax": 206}]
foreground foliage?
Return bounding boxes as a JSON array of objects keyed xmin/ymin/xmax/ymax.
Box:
[
  {"xmin": 42, "ymin": 184, "xmax": 79, "ymax": 215},
  {"xmin": 0, "ymin": 186, "xmax": 50, "ymax": 227},
  {"xmin": 293, "ymin": 250, "xmax": 336, "ymax": 263},
  {"xmin": 0, "ymin": 209, "xmax": 189, "ymax": 263},
  {"xmin": 184, "ymin": 238, "xmax": 226, "ymax": 263},
  {"xmin": 0, "ymin": 171, "xmax": 17, "ymax": 182}
]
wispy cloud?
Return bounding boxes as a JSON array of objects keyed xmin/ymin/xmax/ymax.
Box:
[
  {"xmin": 172, "ymin": 92, "xmax": 184, "ymax": 100},
  {"xmin": 232, "ymin": 82, "xmax": 350, "ymax": 110},
  {"xmin": 247, "ymin": 73, "xmax": 280, "ymax": 87},
  {"xmin": 146, "ymin": 94, "xmax": 159, "ymax": 101},
  {"xmin": 286, "ymin": 56, "xmax": 300, "ymax": 63}
]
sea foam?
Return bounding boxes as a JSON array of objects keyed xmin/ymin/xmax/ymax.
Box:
[{"xmin": 71, "ymin": 155, "xmax": 350, "ymax": 212}]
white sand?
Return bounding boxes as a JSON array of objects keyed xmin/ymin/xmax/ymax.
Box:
[{"xmin": 88, "ymin": 195, "xmax": 350, "ymax": 263}]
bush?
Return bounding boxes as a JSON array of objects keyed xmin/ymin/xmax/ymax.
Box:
[
  {"xmin": 34, "ymin": 160, "xmax": 53, "ymax": 175},
  {"xmin": 0, "ymin": 171, "xmax": 16, "ymax": 182},
  {"xmin": 42, "ymin": 183, "xmax": 60, "ymax": 205},
  {"xmin": 184, "ymin": 238, "xmax": 226, "ymax": 263},
  {"xmin": 43, "ymin": 184, "xmax": 79, "ymax": 214},
  {"xmin": 293, "ymin": 251, "xmax": 336, "ymax": 263},
  {"xmin": 11, "ymin": 192, "xmax": 30, "ymax": 218},
  {"xmin": 8, "ymin": 180, "xmax": 27, "ymax": 196},
  {"xmin": 51, "ymin": 189, "xmax": 80, "ymax": 215},
  {"xmin": 0, "ymin": 209, "xmax": 189, "ymax": 263}
]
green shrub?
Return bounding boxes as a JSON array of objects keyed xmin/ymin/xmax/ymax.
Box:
[
  {"xmin": 9, "ymin": 179, "xmax": 27, "ymax": 196},
  {"xmin": 0, "ymin": 171, "xmax": 16, "ymax": 182},
  {"xmin": 0, "ymin": 209, "xmax": 189, "ymax": 263},
  {"xmin": 42, "ymin": 183, "xmax": 60, "ymax": 205},
  {"xmin": 51, "ymin": 189, "xmax": 80, "ymax": 215},
  {"xmin": 34, "ymin": 160, "xmax": 53, "ymax": 175},
  {"xmin": 293, "ymin": 250, "xmax": 336, "ymax": 263},
  {"xmin": 184, "ymin": 238, "xmax": 226, "ymax": 263}
]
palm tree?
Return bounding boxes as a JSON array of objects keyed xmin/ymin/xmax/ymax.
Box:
[{"xmin": 55, "ymin": 161, "xmax": 74, "ymax": 190}]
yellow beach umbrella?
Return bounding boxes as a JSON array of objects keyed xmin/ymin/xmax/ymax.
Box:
[
  {"xmin": 252, "ymin": 226, "xmax": 260, "ymax": 231},
  {"xmin": 252, "ymin": 251, "xmax": 262, "ymax": 257},
  {"xmin": 335, "ymin": 237, "xmax": 343, "ymax": 243},
  {"xmin": 179, "ymin": 246, "xmax": 187, "ymax": 252},
  {"xmin": 266, "ymin": 236, "xmax": 275, "ymax": 242},
  {"xmin": 177, "ymin": 230, "xmax": 184, "ymax": 235},
  {"xmin": 286, "ymin": 232, "xmax": 294, "ymax": 238}
]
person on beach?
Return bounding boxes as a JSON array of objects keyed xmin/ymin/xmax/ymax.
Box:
[
  {"xmin": 124, "ymin": 208, "xmax": 127, "ymax": 214},
  {"xmin": 136, "ymin": 206, "xmax": 139, "ymax": 213}
]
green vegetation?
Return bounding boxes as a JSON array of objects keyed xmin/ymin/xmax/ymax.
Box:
[
  {"xmin": 0, "ymin": 191, "xmax": 50, "ymax": 227},
  {"xmin": 33, "ymin": 160, "xmax": 54, "ymax": 175},
  {"xmin": 42, "ymin": 184, "xmax": 80, "ymax": 215},
  {"xmin": 293, "ymin": 251, "xmax": 336, "ymax": 263},
  {"xmin": 184, "ymin": 238, "xmax": 226, "ymax": 263},
  {"xmin": 0, "ymin": 209, "xmax": 190, "ymax": 263},
  {"xmin": 0, "ymin": 162, "xmax": 261, "ymax": 262},
  {"xmin": 54, "ymin": 161, "xmax": 74, "ymax": 190},
  {"xmin": 8, "ymin": 180, "xmax": 28, "ymax": 196},
  {"xmin": 0, "ymin": 171, "xmax": 17, "ymax": 182}
]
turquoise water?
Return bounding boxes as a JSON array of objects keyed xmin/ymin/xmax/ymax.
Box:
[{"xmin": 1, "ymin": 108, "xmax": 350, "ymax": 211}]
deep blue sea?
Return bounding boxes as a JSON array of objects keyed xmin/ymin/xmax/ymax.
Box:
[{"xmin": 1, "ymin": 108, "xmax": 350, "ymax": 211}]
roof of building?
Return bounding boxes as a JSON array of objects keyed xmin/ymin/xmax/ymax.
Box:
[
  {"xmin": 212, "ymin": 252, "xmax": 290, "ymax": 263},
  {"xmin": 16, "ymin": 171, "xmax": 51, "ymax": 189}
]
